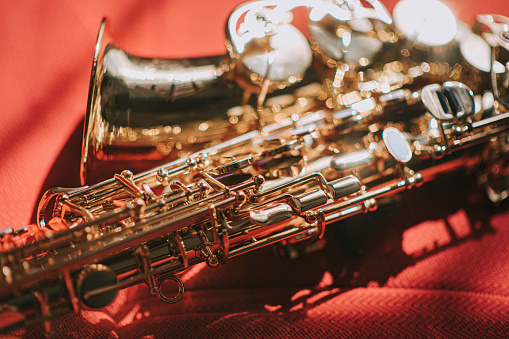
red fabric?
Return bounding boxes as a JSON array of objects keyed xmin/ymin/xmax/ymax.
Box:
[{"xmin": 1, "ymin": 0, "xmax": 509, "ymax": 338}]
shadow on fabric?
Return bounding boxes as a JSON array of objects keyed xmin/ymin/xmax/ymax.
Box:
[
  {"xmin": 23, "ymin": 128, "xmax": 509, "ymax": 338},
  {"xmin": 29, "ymin": 118, "xmax": 84, "ymax": 225}
]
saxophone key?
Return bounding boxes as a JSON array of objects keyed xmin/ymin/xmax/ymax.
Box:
[
  {"xmin": 210, "ymin": 156, "xmax": 254, "ymax": 176},
  {"xmin": 134, "ymin": 245, "xmax": 158, "ymax": 295},
  {"xmin": 249, "ymin": 203, "xmax": 293, "ymax": 226},
  {"xmin": 332, "ymin": 108, "xmax": 367, "ymax": 132},
  {"xmin": 291, "ymin": 189, "xmax": 329, "ymax": 213},
  {"xmin": 327, "ymin": 175, "xmax": 362, "ymax": 200},
  {"xmin": 256, "ymin": 139, "xmax": 302, "ymax": 159},
  {"xmin": 474, "ymin": 14, "xmax": 509, "ymax": 106},
  {"xmin": 375, "ymin": 89, "xmax": 426, "ymax": 123},
  {"xmin": 330, "ymin": 150, "xmax": 373, "ymax": 173},
  {"xmin": 76, "ymin": 264, "xmax": 119, "ymax": 309},
  {"xmin": 156, "ymin": 274, "xmax": 184, "ymax": 304},
  {"xmin": 421, "ymin": 82, "xmax": 475, "ymax": 121},
  {"xmin": 0, "ymin": 227, "xmax": 14, "ymax": 238},
  {"xmin": 443, "ymin": 81, "xmax": 476, "ymax": 118},
  {"xmin": 215, "ymin": 173, "xmax": 253, "ymax": 187}
]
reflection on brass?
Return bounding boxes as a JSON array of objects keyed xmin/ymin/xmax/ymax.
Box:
[{"xmin": 2, "ymin": 1, "xmax": 509, "ymax": 336}]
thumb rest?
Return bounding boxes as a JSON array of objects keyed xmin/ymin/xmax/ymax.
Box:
[{"xmin": 2, "ymin": 0, "xmax": 509, "ymax": 335}]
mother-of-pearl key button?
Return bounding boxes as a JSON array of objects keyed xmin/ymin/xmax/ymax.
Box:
[{"xmin": 382, "ymin": 127, "xmax": 412, "ymax": 163}]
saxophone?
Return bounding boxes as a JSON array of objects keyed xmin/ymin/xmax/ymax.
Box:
[{"xmin": 1, "ymin": 0, "xmax": 509, "ymax": 335}]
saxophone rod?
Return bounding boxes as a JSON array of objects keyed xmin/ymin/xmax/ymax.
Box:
[
  {"xmin": 0, "ymin": 196, "xmax": 239, "ymax": 296},
  {"xmin": 84, "ymin": 225, "xmax": 317, "ymax": 299},
  {"xmin": 83, "ymin": 173, "xmax": 427, "ymax": 299},
  {"xmin": 69, "ymin": 130, "xmax": 261, "ymax": 200},
  {"xmin": 11, "ymin": 114, "xmax": 509, "ymax": 294}
]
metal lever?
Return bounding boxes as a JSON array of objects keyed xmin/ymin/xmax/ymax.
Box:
[{"xmin": 421, "ymin": 82, "xmax": 475, "ymax": 121}]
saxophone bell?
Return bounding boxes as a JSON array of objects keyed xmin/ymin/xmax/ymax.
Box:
[
  {"xmin": 82, "ymin": 0, "xmax": 324, "ymax": 186},
  {"xmin": 81, "ymin": 19, "xmax": 243, "ymax": 185}
]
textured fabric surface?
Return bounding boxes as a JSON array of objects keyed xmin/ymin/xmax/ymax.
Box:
[{"xmin": 1, "ymin": 0, "xmax": 509, "ymax": 338}]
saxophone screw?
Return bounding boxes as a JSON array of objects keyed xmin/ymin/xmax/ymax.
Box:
[
  {"xmin": 235, "ymin": 191, "xmax": 246, "ymax": 204},
  {"xmin": 433, "ymin": 145, "xmax": 446, "ymax": 159},
  {"xmin": 197, "ymin": 153, "xmax": 210, "ymax": 168},
  {"xmin": 121, "ymin": 170, "xmax": 134, "ymax": 180},
  {"xmin": 156, "ymin": 168, "xmax": 169, "ymax": 185},
  {"xmin": 207, "ymin": 255, "xmax": 219, "ymax": 267},
  {"xmin": 414, "ymin": 173, "xmax": 424, "ymax": 187},
  {"xmin": 253, "ymin": 174, "xmax": 265, "ymax": 187},
  {"xmin": 303, "ymin": 211, "xmax": 317, "ymax": 224},
  {"xmin": 364, "ymin": 198, "xmax": 377, "ymax": 212},
  {"xmin": 501, "ymin": 30, "xmax": 509, "ymax": 42},
  {"xmin": 453, "ymin": 126, "xmax": 463, "ymax": 136}
]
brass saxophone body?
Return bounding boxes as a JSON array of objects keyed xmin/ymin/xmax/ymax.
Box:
[{"xmin": 1, "ymin": 0, "xmax": 509, "ymax": 335}]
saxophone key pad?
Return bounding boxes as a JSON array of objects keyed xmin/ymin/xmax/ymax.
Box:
[
  {"xmin": 376, "ymin": 89, "xmax": 426, "ymax": 123},
  {"xmin": 393, "ymin": 0, "xmax": 457, "ymax": 48},
  {"xmin": 76, "ymin": 264, "xmax": 119, "ymax": 309},
  {"xmin": 382, "ymin": 127, "xmax": 412, "ymax": 163},
  {"xmin": 308, "ymin": 0, "xmax": 391, "ymax": 67},
  {"xmin": 228, "ymin": 3, "xmax": 312, "ymax": 86},
  {"xmin": 421, "ymin": 82, "xmax": 475, "ymax": 121}
]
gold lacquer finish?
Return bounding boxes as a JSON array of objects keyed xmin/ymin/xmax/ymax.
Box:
[{"xmin": 2, "ymin": 0, "xmax": 509, "ymax": 336}]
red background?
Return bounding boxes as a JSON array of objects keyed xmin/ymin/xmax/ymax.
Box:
[{"xmin": 1, "ymin": 0, "xmax": 509, "ymax": 337}]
